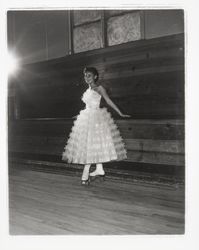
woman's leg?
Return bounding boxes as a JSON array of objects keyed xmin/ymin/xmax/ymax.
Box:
[
  {"xmin": 90, "ymin": 163, "xmax": 105, "ymax": 176},
  {"xmin": 81, "ymin": 164, "xmax": 91, "ymax": 181}
]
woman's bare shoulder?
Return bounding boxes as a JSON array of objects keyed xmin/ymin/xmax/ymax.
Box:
[{"xmin": 97, "ymin": 85, "xmax": 106, "ymax": 93}]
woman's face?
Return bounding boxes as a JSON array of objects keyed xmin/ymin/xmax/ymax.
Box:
[{"xmin": 84, "ymin": 71, "xmax": 96, "ymax": 85}]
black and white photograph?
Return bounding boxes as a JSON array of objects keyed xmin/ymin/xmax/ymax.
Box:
[{"xmin": 6, "ymin": 8, "xmax": 186, "ymax": 236}]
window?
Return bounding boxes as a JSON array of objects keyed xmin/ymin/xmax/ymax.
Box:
[{"xmin": 71, "ymin": 10, "xmax": 144, "ymax": 53}]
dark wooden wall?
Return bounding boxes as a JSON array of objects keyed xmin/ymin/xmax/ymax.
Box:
[
  {"xmin": 8, "ymin": 33, "xmax": 185, "ymax": 177},
  {"xmin": 9, "ymin": 33, "xmax": 184, "ymax": 119}
]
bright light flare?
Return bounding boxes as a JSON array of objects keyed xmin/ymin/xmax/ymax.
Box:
[{"xmin": 6, "ymin": 51, "xmax": 19, "ymax": 76}]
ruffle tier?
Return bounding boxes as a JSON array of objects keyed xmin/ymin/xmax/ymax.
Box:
[{"xmin": 62, "ymin": 107, "xmax": 127, "ymax": 164}]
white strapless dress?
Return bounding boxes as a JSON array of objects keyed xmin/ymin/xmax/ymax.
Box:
[{"xmin": 62, "ymin": 87, "xmax": 127, "ymax": 164}]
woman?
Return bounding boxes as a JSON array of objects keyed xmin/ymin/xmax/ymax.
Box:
[{"xmin": 62, "ymin": 67, "xmax": 130, "ymax": 185}]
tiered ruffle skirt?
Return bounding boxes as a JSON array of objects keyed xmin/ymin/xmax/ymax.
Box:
[{"xmin": 62, "ymin": 107, "xmax": 127, "ymax": 164}]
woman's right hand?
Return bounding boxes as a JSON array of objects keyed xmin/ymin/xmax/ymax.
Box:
[{"xmin": 120, "ymin": 113, "xmax": 131, "ymax": 118}]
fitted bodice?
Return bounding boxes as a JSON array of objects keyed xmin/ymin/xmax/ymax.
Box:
[{"xmin": 82, "ymin": 87, "xmax": 102, "ymax": 109}]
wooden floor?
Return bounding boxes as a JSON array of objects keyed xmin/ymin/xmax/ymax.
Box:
[{"xmin": 9, "ymin": 163, "xmax": 185, "ymax": 235}]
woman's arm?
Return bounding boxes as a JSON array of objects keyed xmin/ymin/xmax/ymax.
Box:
[{"xmin": 98, "ymin": 86, "xmax": 130, "ymax": 118}]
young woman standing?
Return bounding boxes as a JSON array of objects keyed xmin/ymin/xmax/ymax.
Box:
[{"xmin": 62, "ymin": 67, "xmax": 130, "ymax": 185}]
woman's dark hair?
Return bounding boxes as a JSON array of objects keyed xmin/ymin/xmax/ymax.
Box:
[{"xmin": 83, "ymin": 67, "xmax": 99, "ymax": 82}]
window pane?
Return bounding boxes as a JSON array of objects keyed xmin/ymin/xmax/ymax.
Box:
[
  {"xmin": 144, "ymin": 10, "xmax": 184, "ymax": 39},
  {"xmin": 107, "ymin": 12, "xmax": 141, "ymax": 46},
  {"xmin": 73, "ymin": 10, "xmax": 101, "ymax": 26},
  {"xmin": 73, "ymin": 22, "xmax": 102, "ymax": 53}
]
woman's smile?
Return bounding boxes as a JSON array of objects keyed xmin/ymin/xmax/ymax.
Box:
[{"xmin": 84, "ymin": 72, "xmax": 95, "ymax": 84}]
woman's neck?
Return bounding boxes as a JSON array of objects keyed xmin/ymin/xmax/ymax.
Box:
[{"xmin": 89, "ymin": 82, "xmax": 97, "ymax": 89}]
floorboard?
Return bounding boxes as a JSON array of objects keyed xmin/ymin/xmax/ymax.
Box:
[{"xmin": 9, "ymin": 163, "xmax": 185, "ymax": 235}]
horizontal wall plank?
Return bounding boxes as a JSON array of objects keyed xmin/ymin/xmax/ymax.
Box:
[
  {"xmin": 9, "ymin": 143, "xmax": 184, "ymax": 166},
  {"xmin": 8, "ymin": 119, "xmax": 184, "ymax": 140},
  {"xmin": 124, "ymin": 139, "xmax": 184, "ymax": 154},
  {"xmin": 9, "ymin": 132, "xmax": 185, "ymax": 166},
  {"xmin": 103, "ymin": 65, "xmax": 183, "ymax": 81},
  {"xmin": 126, "ymin": 151, "xmax": 184, "ymax": 166},
  {"xmin": 9, "ymin": 136, "xmax": 184, "ymax": 154}
]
